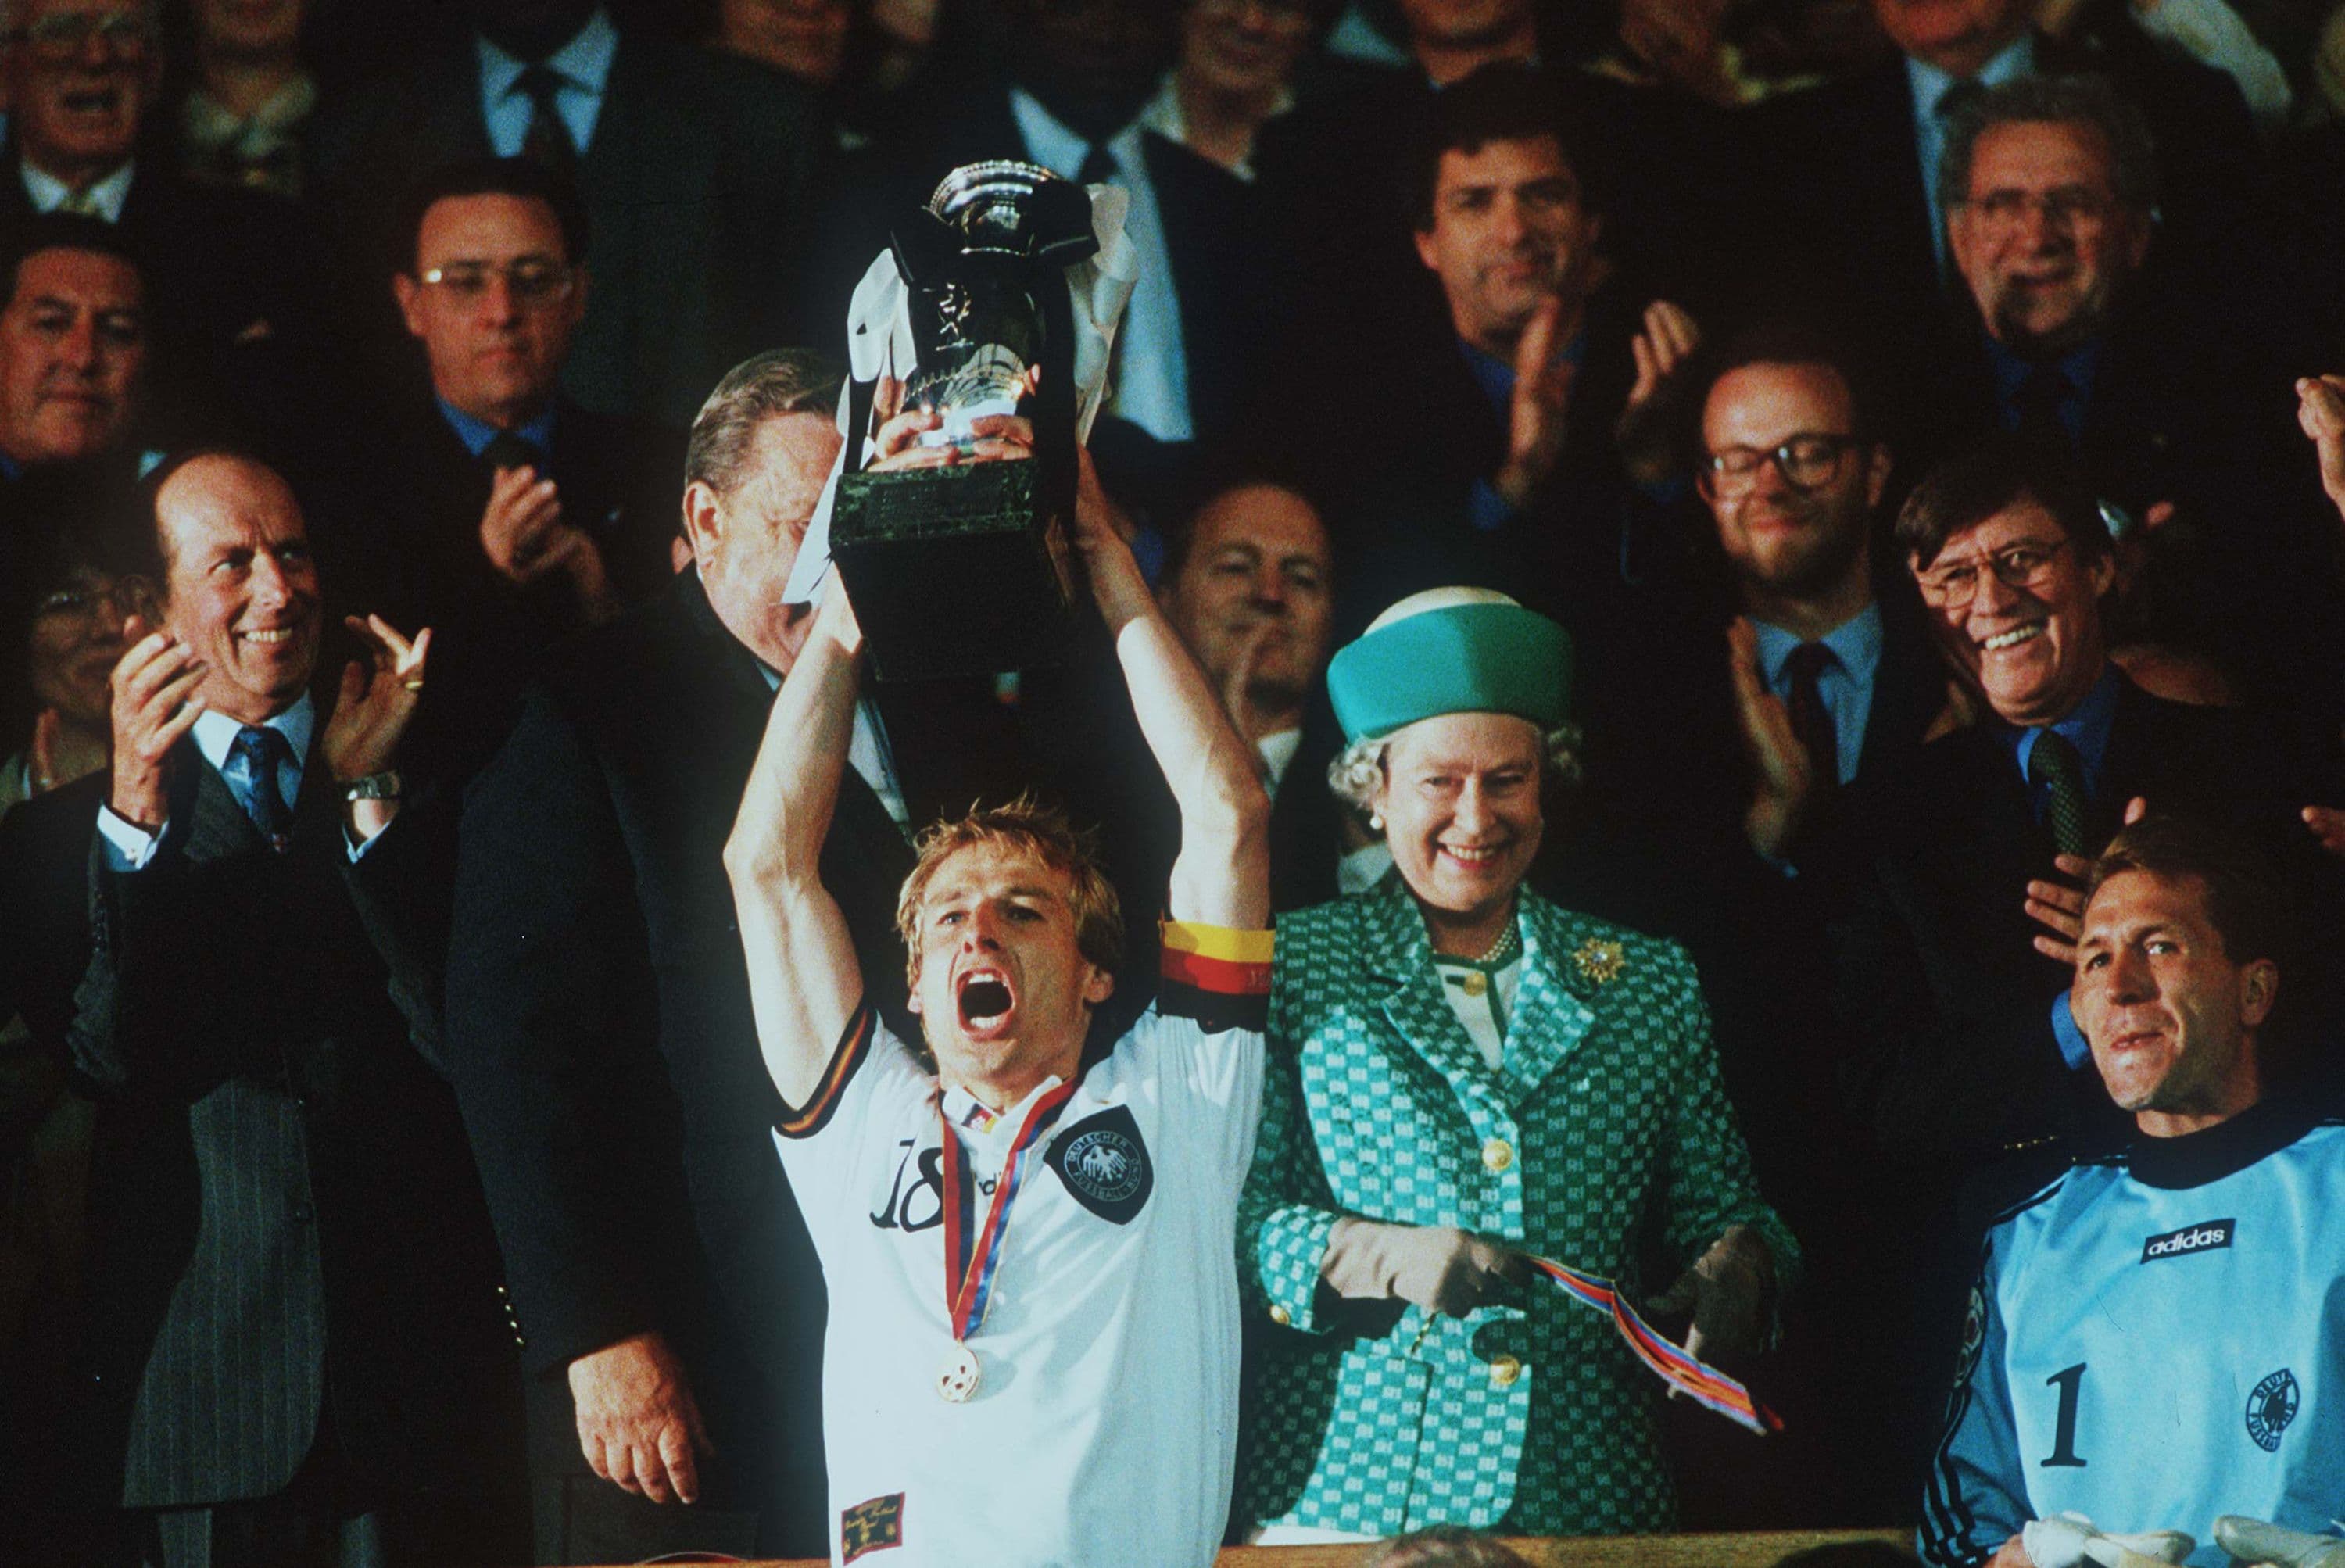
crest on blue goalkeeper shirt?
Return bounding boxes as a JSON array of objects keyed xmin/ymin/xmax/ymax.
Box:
[{"xmin": 2246, "ymin": 1369, "xmax": 2300, "ymax": 1452}]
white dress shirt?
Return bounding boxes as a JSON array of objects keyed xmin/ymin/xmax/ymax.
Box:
[
  {"xmin": 1010, "ymin": 88, "xmax": 1194, "ymax": 443},
  {"xmin": 1908, "ymin": 34, "xmax": 2034, "ymax": 274},
  {"xmin": 21, "ymin": 159, "xmax": 134, "ymax": 222}
]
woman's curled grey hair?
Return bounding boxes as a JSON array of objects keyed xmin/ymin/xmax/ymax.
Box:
[{"xmin": 1327, "ymin": 721, "xmax": 1584, "ymax": 814}]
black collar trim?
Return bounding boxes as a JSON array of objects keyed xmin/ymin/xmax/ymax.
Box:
[{"xmin": 2125, "ymin": 1097, "xmax": 2329, "ymax": 1190}]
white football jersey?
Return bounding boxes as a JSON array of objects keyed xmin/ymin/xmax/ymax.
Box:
[
  {"xmin": 1921, "ymin": 1105, "xmax": 2345, "ymax": 1566},
  {"xmin": 775, "ymin": 1000, "xmax": 1264, "ymax": 1567}
]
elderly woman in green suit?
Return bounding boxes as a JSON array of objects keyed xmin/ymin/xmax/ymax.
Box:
[{"xmin": 1237, "ymin": 587, "xmax": 1799, "ymax": 1541}]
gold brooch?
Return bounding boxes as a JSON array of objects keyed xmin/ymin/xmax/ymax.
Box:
[{"xmin": 1572, "ymin": 938, "xmax": 1627, "ymax": 985}]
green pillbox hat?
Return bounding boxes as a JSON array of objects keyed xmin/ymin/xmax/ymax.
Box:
[{"xmin": 1327, "ymin": 592, "xmax": 1573, "ymax": 743}]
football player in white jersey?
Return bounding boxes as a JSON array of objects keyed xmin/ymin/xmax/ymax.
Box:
[
  {"xmin": 1922, "ymin": 814, "xmax": 2345, "ymax": 1568},
  {"xmin": 724, "ymin": 436, "xmax": 1272, "ymax": 1566}
]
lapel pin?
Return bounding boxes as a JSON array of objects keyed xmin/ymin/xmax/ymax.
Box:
[{"xmin": 1572, "ymin": 938, "xmax": 1626, "ymax": 986}]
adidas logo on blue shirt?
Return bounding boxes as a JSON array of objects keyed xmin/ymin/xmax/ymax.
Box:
[{"xmin": 2140, "ymin": 1219, "xmax": 2236, "ymax": 1262}]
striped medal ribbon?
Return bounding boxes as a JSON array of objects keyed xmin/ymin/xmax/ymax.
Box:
[
  {"xmin": 1527, "ymin": 1254, "xmax": 1783, "ymax": 1435},
  {"xmin": 933, "ymin": 1079, "xmax": 1080, "ymax": 1402}
]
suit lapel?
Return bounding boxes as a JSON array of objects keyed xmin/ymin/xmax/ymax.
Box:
[
  {"xmin": 1359, "ymin": 882, "xmax": 1504, "ymax": 1101},
  {"xmin": 1502, "ymin": 897, "xmax": 1597, "ymax": 1105},
  {"xmin": 1856, "ymin": 600, "xmax": 1949, "ymax": 780}
]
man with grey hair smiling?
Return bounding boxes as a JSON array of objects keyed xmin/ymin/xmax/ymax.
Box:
[{"xmin": 446, "ymin": 349, "xmax": 916, "ymax": 1564}]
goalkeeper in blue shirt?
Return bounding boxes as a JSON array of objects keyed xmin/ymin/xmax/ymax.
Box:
[{"xmin": 1922, "ymin": 814, "xmax": 2345, "ymax": 1568}]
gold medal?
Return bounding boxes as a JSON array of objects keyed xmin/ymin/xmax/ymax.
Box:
[{"xmin": 936, "ymin": 1341, "xmax": 983, "ymax": 1402}]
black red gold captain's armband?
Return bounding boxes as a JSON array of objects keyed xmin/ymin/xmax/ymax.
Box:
[{"xmin": 1157, "ymin": 921, "xmax": 1273, "ymax": 1033}]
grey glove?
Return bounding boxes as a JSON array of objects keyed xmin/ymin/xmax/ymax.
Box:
[
  {"xmin": 1322, "ymin": 1219, "xmax": 1525, "ymax": 1317},
  {"xmin": 1648, "ymin": 1223, "xmax": 1775, "ymax": 1368},
  {"xmin": 2213, "ymin": 1516, "xmax": 2345, "ymax": 1566}
]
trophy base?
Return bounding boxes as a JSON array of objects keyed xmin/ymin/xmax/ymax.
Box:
[{"xmin": 829, "ymin": 459, "xmax": 1075, "ymax": 682}]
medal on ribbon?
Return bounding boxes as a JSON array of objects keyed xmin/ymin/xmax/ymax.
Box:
[{"xmin": 935, "ymin": 1079, "xmax": 1078, "ymax": 1402}]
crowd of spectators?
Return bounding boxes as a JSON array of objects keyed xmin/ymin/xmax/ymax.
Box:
[{"xmin": 5, "ymin": 0, "xmax": 2345, "ymax": 1563}]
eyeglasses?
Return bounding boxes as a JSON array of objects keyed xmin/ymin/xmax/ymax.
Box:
[
  {"xmin": 5, "ymin": 10, "xmax": 159, "ymax": 61},
  {"xmin": 33, "ymin": 577, "xmax": 132, "ymax": 623},
  {"xmin": 1914, "ymin": 537, "xmax": 2072, "ymax": 606},
  {"xmin": 1703, "ymin": 434, "xmax": 1858, "ymax": 492},
  {"xmin": 418, "ymin": 259, "xmax": 576, "ymax": 305},
  {"xmin": 1961, "ymin": 188, "xmax": 2118, "ymax": 235}
]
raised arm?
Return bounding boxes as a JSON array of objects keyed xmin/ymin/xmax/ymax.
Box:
[
  {"xmin": 723, "ymin": 582, "xmax": 867, "ymax": 1108},
  {"xmin": 1072, "ymin": 454, "xmax": 1270, "ymax": 930}
]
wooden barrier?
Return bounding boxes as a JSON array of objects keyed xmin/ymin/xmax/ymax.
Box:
[{"xmin": 586, "ymin": 1528, "xmax": 1914, "ymax": 1567}]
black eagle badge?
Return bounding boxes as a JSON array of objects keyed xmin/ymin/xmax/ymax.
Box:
[{"xmin": 1046, "ymin": 1105, "xmax": 1154, "ymax": 1224}]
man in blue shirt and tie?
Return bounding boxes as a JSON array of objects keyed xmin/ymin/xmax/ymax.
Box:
[
  {"xmin": 34, "ymin": 449, "xmax": 521, "ymax": 1566},
  {"xmin": 344, "ymin": 156, "xmax": 680, "ymax": 779}
]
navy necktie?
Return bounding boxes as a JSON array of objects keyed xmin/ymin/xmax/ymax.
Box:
[
  {"xmin": 1784, "ymin": 642, "xmax": 1839, "ymax": 789},
  {"xmin": 482, "ymin": 429, "xmax": 549, "ymax": 477},
  {"xmin": 1077, "ymin": 143, "xmax": 1118, "ymax": 186},
  {"xmin": 2028, "ymin": 728, "xmax": 2091, "ymax": 857},
  {"xmin": 231, "ymin": 724, "xmax": 295, "ymax": 852},
  {"xmin": 516, "ymin": 63, "xmax": 578, "ymax": 175}
]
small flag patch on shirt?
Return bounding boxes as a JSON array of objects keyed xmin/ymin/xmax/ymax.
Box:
[{"xmin": 840, "ymin": 1491, "xmax": 904, "ymax": 1561}]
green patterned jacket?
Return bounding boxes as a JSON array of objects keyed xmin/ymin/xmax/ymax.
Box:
[{"xmin": 1236, "ymin": 879, "xmax": 1799, "ymax": 1537}]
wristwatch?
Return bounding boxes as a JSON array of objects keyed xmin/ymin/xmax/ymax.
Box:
[{"xmin": 342, "ymin": 770, "xmax": 403, "ymax": 802}]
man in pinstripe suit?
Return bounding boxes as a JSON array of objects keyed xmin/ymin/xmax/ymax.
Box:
[{"xmin": 27, "ymin": 451, "xmax": 521, "ymax": 1566}]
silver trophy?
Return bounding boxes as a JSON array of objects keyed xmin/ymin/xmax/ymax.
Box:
[{"xmin": 829, "ymin": 162, "xmax": 1099, "ymax": 682}]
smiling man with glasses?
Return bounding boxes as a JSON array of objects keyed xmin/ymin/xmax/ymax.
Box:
[{"xmin": 1816, "ymin": 436, "xmax": 2345, "ymax": 1518}]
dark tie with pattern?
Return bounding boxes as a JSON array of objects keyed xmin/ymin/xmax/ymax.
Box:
[
  {"xmin": 1784, "ymin": 641, "xmax": 1839, "ymax": 789},
  {"xmin": 515, "ymin": 63, "xmax": 578, "ymax": 175},
  {"xmin": 2014, "ymin": 367, "xmax": 2073, "ymax": 456},
  {"xmin": 231, "ymin": 724, "xmax": 295, "ymax": 853},
  {"xmin": 2028, "ymin": 728, "xmax": 2091, "ymax": 857}
]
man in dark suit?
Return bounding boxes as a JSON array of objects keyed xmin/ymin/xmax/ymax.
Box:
[
  {"xmin": 0, "ymin": 0, "xmax": 320, "ymax": 429},
  {"xmin": 2, "ymin": 449, "xmax": 519, "ymax": 1566},
  {"xmin": 312, "ymin": 0, "xmax": 829, "ymax": 428},
  {"xmin": 1822, "ymin": 438, "xmax": 2342, "ymax": 1509},
  {"xmin": 328, "ymin": 156, "xmax": 682, "ymax": 779},
  {"xmin": 1738, "ymin": 0, "xmax": 2264, "ymax": 393},
  {"xmin": 1071, "ymin": 473, "xmax": 1356, "ymax": 915},
  {"xmin": 445, "ymin": 349, "xmax": 918, "ymax": 1565},
  {"xmin": 828, "ymin": 0, "xmax": 1272, "ymax": 524},
  {"xmin": 1921, "ymin": 77, "xmax": 2328, "ymax": 698},
  {"xmin": 1287, "ymin": 64, "xmax": 1696, "ymax": 631},
  {"xmin": 1552, "ymin": 328, "xmax": 1950, "ymax": 1521}
]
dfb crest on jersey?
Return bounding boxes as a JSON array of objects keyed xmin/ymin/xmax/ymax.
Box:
[
  {"xmin": 1047, "ymin": 1104, "xmax": 1153, "ymax": 1224},
  {"xmin": 2246, "ymin": 1369, "xmax": 2300, "ymax": 1452},
  {"xmin": 1952, "ymin": 1285, "xmax": 1987, "ymax": 1388}
]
